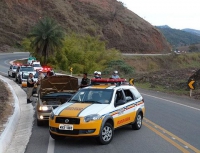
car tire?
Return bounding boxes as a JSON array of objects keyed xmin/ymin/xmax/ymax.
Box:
[
  {"xmin": 96, "ymin": 122, "xmax": 114, "ymax": 145},
  {"xmin": 37, "ymin": 119, "xmax": 43, "ymax": 126},
  {"xmin": 8, "ymin": 72, "xmax": 10, "ymax": 77},
  {"xmin": 15, "ymin": 76, "xmax": 18, "ymax": 82},
  {"xmin": 132, "ymin": 113, "xmax": 142, "ymax": 130},
  {"xmin": 50, "ymin": 131, "xmax": 65, "ymax": 140}
]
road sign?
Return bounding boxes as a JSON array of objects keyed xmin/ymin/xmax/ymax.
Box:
[
  {"xmin": 129, "ymin": 78, "xmax": 134, "ymax": 85},
  {"xmin": 188, "ymin": 80, "xmax": 195, "ymax": 90},
  {"xmin": 70, "ymin": 67, "xmax": 73, "ymax": 72}
]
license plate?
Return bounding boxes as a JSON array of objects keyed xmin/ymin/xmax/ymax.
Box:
[{"xmin": 59, "ymin": 124, "xmax": 73, "ymax": 130}]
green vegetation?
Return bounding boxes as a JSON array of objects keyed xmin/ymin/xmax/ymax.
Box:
[
  {"xmin": 27, "ymin": 17, "xmax": 65, "ymax": 64},
  {"xmin": 22, "ymin": 17, "xmax": 124, "ymax": 74},
  {"xmin": 156, "ymin": 26, "xmax": 200, "ymax": 48},
  {"xmin": 48, "ymin": 33, "xmax": 122, "ymax": 74}
]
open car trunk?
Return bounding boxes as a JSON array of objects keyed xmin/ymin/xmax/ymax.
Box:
[{"xmin": 40, "ymin": 75, "xmax": 79, "ymax": 106}]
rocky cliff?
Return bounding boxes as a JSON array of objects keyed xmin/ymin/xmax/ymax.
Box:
[{"xmin": 0, "ymin": 0, "xmax": 171, "ymax": 53}]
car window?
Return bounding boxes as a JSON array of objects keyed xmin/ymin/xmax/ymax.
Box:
[
  {"xmin": 114, "ymin": 90, "xmax": 125, "ymax": 106},
  {"xmin": 21, "ymin": 67, "xmax": 34, "ymax": 71},
  {"xmin": 130, "ymin": 88, "xmax": 141, "ymax": 99},
  {"xmin": 33, "ymin": 64, "xmax": 41, "ymax": 67},
  {"xmin": 70, "ymin": 89, "xmax": 113, "ymax": 104},
  {"xmin": 123, "ymin": 89, "xmax": 134, "ymax": 102},
  {"xmin": 13, "ymin": 66, "xmax": 18, "ymax": 69}
]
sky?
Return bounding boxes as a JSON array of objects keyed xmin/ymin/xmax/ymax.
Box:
[{"xmin": 119, "ymin": 0, "xmax": 200, "ymax": 30}]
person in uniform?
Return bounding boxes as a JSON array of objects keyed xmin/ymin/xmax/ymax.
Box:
[
  {"xmin": 36, "ymin": 70, "xmax": 45, "ymax": 94},
  {"xmin": 80, "ymin": 73, "xmax": 90, "ymax": 88},
  {"xmin": 111, "ymin": 71, "xmax": 120, "ymax": 79},
  {"xmin": 27, "ymin": 73, "xmax": 36, "ymax": 103}
]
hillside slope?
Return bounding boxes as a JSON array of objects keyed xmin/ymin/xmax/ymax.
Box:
[
  {"xmin": 0, "ymin": 0, "xmax": 170, "ymax": 53},
  {"xmin": 156, "ymin": 26, "xmax": 200, "ymax": 47},
  {"xmin": 182, "ymin": 28, "xmax": 200, "ymax": 37}
]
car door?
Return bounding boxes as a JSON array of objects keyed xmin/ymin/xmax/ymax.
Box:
[{"xmin": 112, "ymin": 89, "xmax": 133, "ymax": 128}]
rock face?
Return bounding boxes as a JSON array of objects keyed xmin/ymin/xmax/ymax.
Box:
[{"xmin": 0, "ymin": 0, "xmax": 171, "ymax": 53}]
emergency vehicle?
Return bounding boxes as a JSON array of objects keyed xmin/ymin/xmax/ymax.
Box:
[{"xmin": 49, "ymin": 78, "xmax": 145, "ymax": 145}]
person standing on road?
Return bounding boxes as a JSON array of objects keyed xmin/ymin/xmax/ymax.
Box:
[
  {"xmin": 36, "ymin": 70, "xmax": 45, "ymax": 94},
  {"xmin": 27, "ymin": 73, "xmax": 36, "ymax": 103},
  {"xmin": 80, "ymin": 73, "xmax": 90, "ymax": 88}
]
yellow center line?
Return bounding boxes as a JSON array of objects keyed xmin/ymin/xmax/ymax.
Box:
[{"xmin": 143, "ymin": 118, "xmax": 200, "ymax": 153}]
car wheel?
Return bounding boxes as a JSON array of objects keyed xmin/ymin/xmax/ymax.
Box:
[
  {"xmin": 37, "ymin": 119, "xmax": 43, "ymax": 126},
  {"xmin": 8, "ymin": 72, "xmax": 10, "ymax": 77},
  {"xmin": 132, "ymin": 113, "xmax": 142, "ymax": 130},
  {"xmin": 50, "ymin": 131, "xmax": 65, "ymax": 140},
  {"xmin": 97, "ymin": 122, "xmax": 114, "ymax": 145},
  {"xmin": 15, "ymin": 77, "xmax": 18, "ymax": 82}
]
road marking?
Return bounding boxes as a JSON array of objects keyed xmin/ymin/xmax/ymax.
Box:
[
  {"xmin": 4, "ymin": 59, "xmax": 10, "ymax": 66},
  {"xmin": 144, "ymin": 118, "xmax": 200, "ymax": 153},
  {"xmin": 47, "ymin": 136, "xmax": 55, "ymax": 153},
  {"xmin": 142, "ymin": 93, "xmax": 200, "ymax": 111}
]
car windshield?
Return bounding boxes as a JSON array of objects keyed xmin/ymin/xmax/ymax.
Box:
[
  {"xmin": 21, "ymin": 67, "xmax": 34, "ymax": 71},
  {"xmin": 13, "ymin": 66, "xmax": 18, "ymax": 69},
  {"xmin": 70, "ymin": 89, "xmax": 113, "ymax": 104},
  {"xmin": 33, "ymin": 64, "xmax": 41, "ymax": 67}
]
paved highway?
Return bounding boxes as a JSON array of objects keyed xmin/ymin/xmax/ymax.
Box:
[{"xmin": 0, "ymin": 53, "xmax": 200, "ymax": 153}]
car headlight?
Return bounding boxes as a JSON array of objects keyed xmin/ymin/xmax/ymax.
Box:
[
  {"xmin": 84, "ymin": 114, "xmax": 101, "ymax": 122},
  {"xmin": 50, "ymin": 112, "xmax": 55, "ymax": 120},
  {"xmin": 39, "ymin": 106, "xmax": 49, "ymax": 111}
]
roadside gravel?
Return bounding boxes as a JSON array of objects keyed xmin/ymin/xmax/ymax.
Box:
[{"xmin": 0, "ymin": 80, "xmax": 13, "ymax": 136}]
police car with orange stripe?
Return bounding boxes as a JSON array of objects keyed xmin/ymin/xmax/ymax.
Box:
[{"xmin": 49, "ymin": 78, "xmax": 145, "ymax": 145}]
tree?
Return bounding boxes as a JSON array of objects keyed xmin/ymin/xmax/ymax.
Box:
[{"xmin": 28, "ymin": 17, "xmax": 65, "ymax": 64}]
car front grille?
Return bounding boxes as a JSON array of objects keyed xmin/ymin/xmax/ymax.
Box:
[
  {"xmin": 55, "ymin": 117, "xmax": 80, "ymax": 124},
  {"xmin": 50, "ymin": 127, "xmax": 95, "ymax": 135}
]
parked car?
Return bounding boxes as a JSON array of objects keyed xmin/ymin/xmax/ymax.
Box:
[
  {"xmin": 49, "ymin": 78, "xmax": 145, "ymax": 144},
  {"xmin": 8, "ymin": 64, "xmax": 19, "ymax": 78},
  {"xmin": 32, "ymin": 61, "xmax": 42, "ymax": 71},
  {"xmin": 33, "ymin": 75, "xmax": 79, "ymax": 126},
  {"xmin": 15, "ymin": 65, "xmax": 36, "ymax": 84}
]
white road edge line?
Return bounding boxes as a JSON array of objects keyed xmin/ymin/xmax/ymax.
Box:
[
  {"xmin": 47, "ymin": 136, "xmax": 55, "ymax": 153},
  {"xmin": 142, "ymin": 93, "xmax": 200, "ymax": 111}
]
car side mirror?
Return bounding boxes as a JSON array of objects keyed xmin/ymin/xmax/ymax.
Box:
[{"xmin": 115, "ymin": 100, "xmax": 126, "ymax": 106}]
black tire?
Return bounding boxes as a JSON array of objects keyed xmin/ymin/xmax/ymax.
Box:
[
  {"xmin": 132, "ymin": 113, "xmax": 143, "ymax": 130},
  {"xmin": 12, "ymin": 73, "xmax": 15, "ymax": 78},
  {"xmin": 37, "ymin": 119, "xmax": 43, "ymax": 126},
  {"xmin": 50, "ymin": 131, "xmax": 65, "ymax": 140},
  {"xmin": 96, "ymin": 122, "xmax": 114, "ymax": 145},
  {"xmin": 15, "ymin": 76, "xmax": 18, "ymax": 82},
  {"xmin": 8, "ymin": 72, "xmax": 10, "ymax": 77}
]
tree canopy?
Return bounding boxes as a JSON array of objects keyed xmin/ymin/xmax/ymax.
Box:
[{"xmin": 28, "ymin": 17, "xmax": 65, "ymax": 64}]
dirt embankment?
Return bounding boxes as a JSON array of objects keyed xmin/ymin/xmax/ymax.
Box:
[
  {"xmin": 0, "ymin": 0, "xmax": 170, "ymax": 53},
  {"xmin": 0, "ymin": 80, "xmax": 13, "ymax": 134}
]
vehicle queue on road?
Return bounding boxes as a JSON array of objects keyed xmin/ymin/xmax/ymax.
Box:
[{"xmin": 7, "ymin": 58, "xmax": 145, "ymax": 145}]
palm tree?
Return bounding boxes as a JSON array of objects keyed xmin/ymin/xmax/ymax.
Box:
[{"xmin": 29, "ymin": 17, "xmax": 65, "ymax": 64}]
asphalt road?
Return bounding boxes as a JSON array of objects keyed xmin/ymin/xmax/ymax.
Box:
[{"xmin": 0, "ymin": 53, "xmax": 200, "ymax": 153}]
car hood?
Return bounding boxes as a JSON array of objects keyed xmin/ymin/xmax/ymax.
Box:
[
  {"xmin": 54, "ymin": 102, "xmax": 109, "ymax": 117},
  {"xmin": 40, "ymin": 75, "xmax": 78, "ymax": 97}
]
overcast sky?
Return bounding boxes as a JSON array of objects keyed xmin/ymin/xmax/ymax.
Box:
[{"xmin": 119, "ymin": 0, "xmax": 200, "ymax": 30}]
